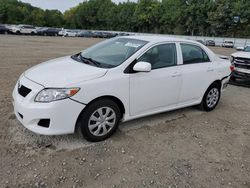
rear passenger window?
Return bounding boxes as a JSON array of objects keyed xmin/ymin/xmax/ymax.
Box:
[
  {"xmin": 181, "ymin": 44, "xmax": 210, "ymax": 64},
  {"xmin": 138, "ymin": 43, "xmax": 177, "ymax": 69}
]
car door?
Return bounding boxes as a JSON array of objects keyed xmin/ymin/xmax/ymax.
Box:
[
  {"xmin": 178, "ymin": 43, "xmax": 214, "ymax": 104},
  {"xmin": 21, "ymin": 26, "xmax": 29, "ymax": 34},
  {"xmin": 19, "ymin": 26, "xmax": 25, "ymax": 34},
  {"xmin": 129, "ymin": 43, "xmax": 182, "ymax": 116}
]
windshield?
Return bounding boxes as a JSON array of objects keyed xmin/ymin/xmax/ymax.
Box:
[
  {"xmin": 80, "ymin": 38, "xmax": 147, "ymax": 68},
  {"xmin": 244, "ymin": 46, "xmax": 250, "ymax": 52}
]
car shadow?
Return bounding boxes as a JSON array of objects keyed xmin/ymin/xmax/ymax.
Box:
[
  {"xmin": 8, "ymin": 106, "xmax": 203, "ymax": 151},
  {"xmin": 119, "ymin": 106, "xmax": 202, "ymax": 132}
]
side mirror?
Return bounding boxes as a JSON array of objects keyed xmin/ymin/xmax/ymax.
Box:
[
  {"xmin": 236, "ymin": 46, "xmax": 244, "ymax": 51},
  {"xmin": 133, "ymin": 61, "xmax": 152, "ymax": 72}
]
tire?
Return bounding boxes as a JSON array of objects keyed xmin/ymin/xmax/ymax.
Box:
[
  {"xmin": 78, "ymin": 99, "xmax": 121, "ymax": 142},
  {"xmin": 199, "ymin": 83, "xmax": 221, "ymax": 111}
]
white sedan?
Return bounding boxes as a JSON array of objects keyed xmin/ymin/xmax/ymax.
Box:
[
  {"xmin": 13, "ymin": 36, "xmax": 232, "ymax": 142},
  {"xmin": 59, "ymin": 29, "xmax": 79, "ymax": 37}
]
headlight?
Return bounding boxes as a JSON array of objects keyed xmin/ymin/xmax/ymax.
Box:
[{"xmin": 35, "ymin": 88, "xmax": 80, "ymax": 102}]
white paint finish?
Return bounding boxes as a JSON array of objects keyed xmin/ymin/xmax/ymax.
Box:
[
  {"xmin": 12, "ymin": 36, "xmax": 231, "ymax": 136},
  {"xmin": 133, "ymin": 61, "xmax": 152, "ymax": 72},
  {"xmin": 13, "ymin": 76, "xmax": 84, "ymax": 135},
  {"xmin": 178, "ymin": 62, "xmax": 215, "ymax": 103},
  {"xmin": 129, "ymin": 66, "xmax": 182, "ymax": 116},
  {"xmin": 24, "ymin": 56, "xmax": 108, "ymax": 87}
]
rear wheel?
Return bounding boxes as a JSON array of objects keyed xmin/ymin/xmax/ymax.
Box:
[
  {"xmin": 78, "ymin": 99, "xmax": 121, "ymax": 142},
  {"xmin": 199, "ymin": 83, "xmax": 221, "ymax": 111}
]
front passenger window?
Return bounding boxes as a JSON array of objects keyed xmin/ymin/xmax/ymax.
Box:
[{"xmin": 138, "ymin": 43, "xmax": 177, "ymax": 69}]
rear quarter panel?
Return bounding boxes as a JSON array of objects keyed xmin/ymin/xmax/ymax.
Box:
[{"xmin": 214, "ymin": 58, "xmax": 231, "ymax": 79}]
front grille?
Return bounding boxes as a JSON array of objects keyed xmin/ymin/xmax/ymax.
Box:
[
  {"xmin": 18, "ymin": 84, "xmax": 31, "ymax": 97},
  {"xmin": 235, "ymin": 57, "xmax": 250, "ymax": 64},
  {"xmin": 235, "ymin": 63, "xmax": 250, "ymax": 70},
  {"xmin": 234, "ymin": 57, "xmax": 250, "ymax": 69}
]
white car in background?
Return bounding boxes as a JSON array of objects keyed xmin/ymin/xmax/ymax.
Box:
[
  {"xmin": 222, "ymin": 41, "xmax": 234, "ymax": 48},
  {"xmin": 59, "ymin": 29, "xmax": 79, "ymax": 37},
  {"xmin": 13, "ymin": 36, "xmax": 232, "ymax": 142},
  {"xmin": 230, "ymin": 45, "xmax": 250, "ymax": 82},
  {"xmin": 10, "ymin": 24, "xmax": 37, "ymax": 35}
]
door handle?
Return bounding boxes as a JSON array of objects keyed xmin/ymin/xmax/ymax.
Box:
[
  {"xmin": 171, "ymin": 72, "xmax": 182, "ymax": 77},
  {"xmin": 207, "ymin": 68, "xmax": 214, "ymax": 72}
]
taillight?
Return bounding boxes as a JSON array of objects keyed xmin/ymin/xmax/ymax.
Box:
[{"xmin": 230, "ymin": 65, "xmax": 235, "ymax": 72}]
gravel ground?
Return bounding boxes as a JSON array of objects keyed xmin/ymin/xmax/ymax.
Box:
[{"xmin": 0, "ymin": 35, "xmax": 249, "ymax": 188}]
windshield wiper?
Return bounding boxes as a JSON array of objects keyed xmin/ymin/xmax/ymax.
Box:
[{"xmin": 79, "ymin": 54, "xmax": 101, "ymax": 67}]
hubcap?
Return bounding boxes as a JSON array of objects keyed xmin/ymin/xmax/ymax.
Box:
[
  {"xmin": 206, "ymin": 88, "xmax": 219, "ymax": 108},
  {"xmin": 88, "ymin": 107, "xmax": 116, "ymax": 137}
]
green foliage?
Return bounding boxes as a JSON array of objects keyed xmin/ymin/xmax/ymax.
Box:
[
  {"xmin": 0, "ymin": 0, "xmax": 250, "ymax": 37},
  {"xmin": 0, "ymin": 0, "xmax": 63, "ymax": 27}
]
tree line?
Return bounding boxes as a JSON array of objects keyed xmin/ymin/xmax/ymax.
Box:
[{"xmin": 0, "ymin": 0, "xmax": 250, "ymax": 37}]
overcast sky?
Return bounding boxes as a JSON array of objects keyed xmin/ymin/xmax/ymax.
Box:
[{"xmin": 20, "ymin": 0, "xmax": 137, "ymax": 12}]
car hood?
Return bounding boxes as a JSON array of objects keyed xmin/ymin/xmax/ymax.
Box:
[
  {"xmin": 24, "ymin": 56, "xmax": 108, "ymax": 87},
  {"xmin": 232, "ymin": 52, "xmax": 250, "ymax": 59}
]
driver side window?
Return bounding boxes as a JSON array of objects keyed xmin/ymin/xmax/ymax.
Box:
[{"xmin": 138, "ymin": 43, "xmax": 177, "ymax": 69}]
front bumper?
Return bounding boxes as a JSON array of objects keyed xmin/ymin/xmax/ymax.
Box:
[
  {"xmin": 232, "ymin": 71, "xmax": 250, "ymax": 82},
  {"xmin": 12, "ymin": 75, "xmax": 85, "ymax": 135}
]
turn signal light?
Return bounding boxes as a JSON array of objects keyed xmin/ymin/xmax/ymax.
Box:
[{"xmin": 70, "ymin": 88, "xmax": 80, "ymax": 96}]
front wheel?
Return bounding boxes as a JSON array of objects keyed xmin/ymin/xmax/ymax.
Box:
[
  {"xmin": 199, "ymin": 83, "xmax": 221, "ymax": 111},
  {"xmin": 77, "ymin": 99, "xmax": 121, "ymax": 142}
]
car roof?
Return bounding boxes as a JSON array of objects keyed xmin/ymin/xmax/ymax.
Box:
[{"xmin": 121, "ymin": 35, "xmax": 200, "ymax": 44}]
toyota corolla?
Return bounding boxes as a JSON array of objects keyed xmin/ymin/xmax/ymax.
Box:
[{"xmin": 13, "ymin": 36, "xmax": 232, "ymax": 142}]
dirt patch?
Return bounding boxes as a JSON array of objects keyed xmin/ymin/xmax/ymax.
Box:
[{"xmin": 0, "ymin": 35, "xmax": 249, "ymax": 188}]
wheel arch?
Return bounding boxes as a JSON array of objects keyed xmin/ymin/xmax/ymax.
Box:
[
  {"xmin": 212, "ymin": 79, "xmax": 222, "ymax": 88},
  {"xmin": 204, "ymin": 80, "xmax": 222, "ymax": 95},
  {"xmin": 199, "ymin": 79, "xmax": 222, "ymax": 111},
  {"xmin": 200, "ymin": 80, "xmax": 222, "ymax": 102},
  {"xmin": 74, "ymin": 95, "xmax": 125, "ymax": 132}
]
